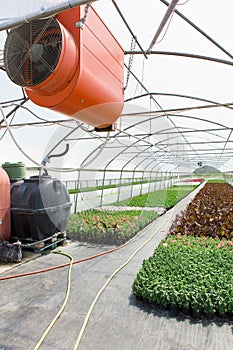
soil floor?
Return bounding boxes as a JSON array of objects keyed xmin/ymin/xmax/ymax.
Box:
[{"xmin": 0, "ymin": 185, "xmax": 232, "ymax": 350}]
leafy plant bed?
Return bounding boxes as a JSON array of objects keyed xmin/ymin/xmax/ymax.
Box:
[
  {"xmin": 170, "ymin": 182, "xmax": 233, "ymax": 240},
  {"xmin": 132, "ymin": 235, "xmax": 233, "ymax": 319},
  {"xmin": 68, "ymin": 209, "xmax": 159, "ymax": 245},
  {"xmin": 183, "ymin": 178, "xmax": 204, "ymax": 183},
  {"xmin": 68, "ymin": 178, "xmax": 161, "ymax": 194},
  {"xmin": 132, "ymin": 182, "xmax": 233, "ymax": 319},
  {"xmin": 207, "ymin": 179, "xmax": 225, "ymax": 183},
  {"xmin": 115, "ymin": 185, "xmax": 198, "ymax": 209}
]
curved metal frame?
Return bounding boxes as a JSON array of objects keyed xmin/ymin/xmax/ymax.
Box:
[{"xmin": 1, "ymin": 0, "xmax": 233, "ymax": 207}]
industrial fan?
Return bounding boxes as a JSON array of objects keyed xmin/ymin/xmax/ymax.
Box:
[
  {"xmin": 4, "ymin": 17, "xmax": 62, "ymax": 87},
  {"xmin": 4, "ymin": 6, "xmax": 124, "ymax": 129}
]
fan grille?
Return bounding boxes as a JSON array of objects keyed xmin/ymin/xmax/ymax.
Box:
[{"xmin": 4, "ymin": 17, "xmax": 62, "ymax": 87}]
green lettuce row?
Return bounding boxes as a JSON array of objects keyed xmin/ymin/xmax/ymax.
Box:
[
  {"xmin": 132, "ymin": 235, "xmax": 233, "ymax": 317},
  {"xmin": 115, "ymin": 185, "xmax": 198, "ymax": 208}
]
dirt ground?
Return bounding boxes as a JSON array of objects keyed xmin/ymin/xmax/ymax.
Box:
[{"xmin": 0, "ymin": 186, "xmax": 232, "ymax": 350}]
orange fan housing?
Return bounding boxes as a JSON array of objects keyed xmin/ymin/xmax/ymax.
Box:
[{"xmin": 25, "ymin": 6, "xmax": 124, "ymax": 129}]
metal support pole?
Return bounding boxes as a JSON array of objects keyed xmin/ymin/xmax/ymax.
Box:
[
  {"xmin": 139, "ymin": 171, "xmax": 145, "ymax": 196},
  {"xmin": 154, "ymin": 172, "xmax": 158, "ymax": 191},
  {"xmin": 130, "ymin": 168, "xmax": 136, "ymax": 198},
  {"xmin": 100, "ymin": 170, "xmax": 107, "ymax": 207},
  {"xmin": 0, "ymin": 0, "xmax": 98, "ymax": 31},
  {"xmin": 147, "ymin": 0, "xmax": 179, "ymax": 53},
  {"xmin": 74, "ymin": 169, "xmax": 81, "ymax": 213},
  {"xmin": 117, "ymin": 169, "xmax": 124, "ymax": 203}
]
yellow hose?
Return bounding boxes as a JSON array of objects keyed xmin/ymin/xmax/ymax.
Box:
[
  {"xmin": 33, "ymin": 251, "xmax": 73, "ymax": 350},
  {"xmin": 73, "ymin": 213, "xmax": 172, "ymax": 350}
]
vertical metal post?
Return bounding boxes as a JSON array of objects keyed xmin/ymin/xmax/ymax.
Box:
[
  {"xmin": 130, "ymin": 168, "xmax": 136, "ymax": 198},
  {"xmin": 74, "ymin": 169, "xmax": 81, "ymax": 214},
  {"xmin": 140, "ymin": 170, "xmax": 145, "ymax": 196},
  {"xmin": 117, "ymin": 169, "xmax": 124, "ymax": 203},
  {"xmin": 154, "ymin": 171, "xmax": 158, "ymax": 191},
  {"xmin": 148, "ymin": 170, "xmax": 153, "ymax": 193},
  {"xmin": 100, "ymin": 169, "xmax": 106, "ymax": 207}
]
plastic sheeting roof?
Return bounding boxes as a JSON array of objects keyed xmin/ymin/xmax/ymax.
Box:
[{"xmin": 1, "ymin": 0, "xmax": 233, "ymax": 174}]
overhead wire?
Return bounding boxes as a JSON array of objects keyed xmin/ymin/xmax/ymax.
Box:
[
  {"xmin": 125, "ymin": 92, "xmax": 233, "ymax": 112},
  {"xmin": 78, "ymin": 131, "xmax": 110, "ymax": 169},
  {"xmin": 0, "ymin": 110, "xmax": 16, "ymax": 140},
  {"xmin": 151, "ymin": 97, "xmax": 201, "ymax": 163},
  {"xmin": 0, "ymin": 97, "xmax": 29, "ymax": 125},
  {"xmin": 110, "ymin": 0, "xmax": 147, "ymax": 91},
  {"xmin": 0, "ymin": 120, "xmax": 76, "ymax": 129},
  {"xmin": 154, "ymin": 11, "xmax": 174, "ymax": 44},
  {"xmin": 2, "ymin": 0, "xmax": 228, "ymax": 169},
  {"xmin": 146, "ymin": 0, "xmax": 179, "ymax": 53},
  {"xmin": 177, "ymin": 0, "xmax": 190, "ymax": 5},
  {"xmin": 11, "ymin": 104, "xmax": 63, "ymax": 123},
  {"xmin": 122, "ymin": 0, "xmax": 233, "ymax": 167},
  {"xmin": 122, "ymin": 101, "xmax": 233, "ymax": 117},
  {"xmin": 119, "ymin": 104, "xmax": 233, "ymax": 167},
  {"xmin": 160, "ymin": 0, "xmax": 233, "ymax": 61},
  {"xmin": 124, "ymin": 50, "xmax": 233, "ymax": 67},
  {"xmin": 0, "ymin": 105, "xmax": 43, "ymax": 167},
  {"xmin": 9, "ymin": 103, "xmax": 77, "ymax": 130},
  {"xmin": 0, "ymin": 105, "xmax": 111, "ymax": 173},
  {"xmin": 217, "ymin": 129, "xmax": 233, "ymax": 163},
  {"xmin": 124, "ymin": 91, "xmax": 233, "ymax": 163},
  {"xmin": 2, "ymin": 1, "xmax": 233, "ymax": 168},
  {"xmin": 0, "ymin": 97, "xmax": 26, "ymax": 105},
  {"xmin": 123, "ymin": 56, "xmax": 233, "ymax": 166},
  {"xmin": 111, "ymin": 0, "xmax": 147, "ymax": 58}
]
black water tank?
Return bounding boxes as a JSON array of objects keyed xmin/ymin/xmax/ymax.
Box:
[{"xmin": 10, "ymin": 175, "xmax": 72, "ymax": 241}]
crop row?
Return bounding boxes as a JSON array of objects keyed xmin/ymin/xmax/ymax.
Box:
[
  {"xmin": 68, "ymin": 178, "xmax": 162, "ymax": 194},
  {"xmin": 132, "ymin": 182, "xmax": 233, "ymax": 319},
  {"xmin": 115, "ymin": 185, "xmax": 198, "ymax": 208},
  {"xmin": 132, "ymin": 235, "xmax": 233, "ymax": 318},
  {"xmin": 68, "ymin": 209, "xmax": 159, "ymax": 245},
  {"xmin": 68, "ymin": 184, "xmax": 199, "ymax": 245},
  {"xmin": 170, "ymin": 182, "xmax": 233, "ymax": 240}
]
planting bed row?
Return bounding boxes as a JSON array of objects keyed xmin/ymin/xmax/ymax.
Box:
[
  {"xmin": 132, "ymin": 181, "xmax": 233, "ymax": 319},
  {"xmin": 68, "ymin": 184, "xmax": 199, "ymax": 245},
  {"xmin": 68, "ymin": 209, "xmax": 159, "ymax": 245},
  {"xmin": 170, "ymin": 182, "xmax": 233, "ymax": 240},
  {"xmin": 68, "ymin": 178, "xmax": 161, "ymax": 194},
  {"xmin": 115, "ymin": 184, "xmax": 199, "ymax": 208}
]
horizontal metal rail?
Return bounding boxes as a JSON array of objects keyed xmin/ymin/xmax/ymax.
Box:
[{"xmin": 0, "ymin": 0, "xmax": 98, "ymax": 31}]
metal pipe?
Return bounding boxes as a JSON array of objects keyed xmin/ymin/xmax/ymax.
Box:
[
  {"xmin": 0, "ymin": 0, "xmax": 98, "ymax": 31},
  {"xmin": 147, "ymin": 0, "xmax": 179, "ymax": 53},
  {"xmin": 124, "ymin": 50, "xmax": 233, "ymax": 67},
  {"xmin": 0, "ymin": 98, "xmax": 29, "ymax": 125},
  {"xmin": 74, "ymin": 169, "xmax": 81, "ymax": 213},
  {"xmin": 111, "ymin": 0, "xmax": 147, "ymax": 59},
  {"xmin": 160, "ymin": 0, "xmax": 233, "ymax": 61}
]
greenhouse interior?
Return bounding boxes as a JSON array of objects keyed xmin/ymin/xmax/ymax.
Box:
[{"xmin": 0, "ymin": 1, "xmax": 233, "ymax": 350}]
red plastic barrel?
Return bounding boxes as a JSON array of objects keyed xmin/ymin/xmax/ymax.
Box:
[{"xmin": 0, "ymin": 167, "xmax": 10, "ymax": 241}]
